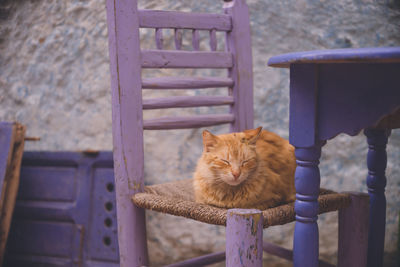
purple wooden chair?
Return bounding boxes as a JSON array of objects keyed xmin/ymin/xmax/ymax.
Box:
[{"xmin": 105, "ymin": 0, "xmax": 369, "ymax": 266}]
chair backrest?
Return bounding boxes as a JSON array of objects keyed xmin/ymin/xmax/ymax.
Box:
[{"xmin": 106, "ymin": 0, "xmax": 253, "ymax": 265}]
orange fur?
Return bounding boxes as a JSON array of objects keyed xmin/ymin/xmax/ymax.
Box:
[{"xmin": 193, "ymin": 127, "xmax": 296, "ymax": 210}]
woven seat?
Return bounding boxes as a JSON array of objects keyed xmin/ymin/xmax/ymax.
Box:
[{"xmin": 133, "ymin": 179, "xmax": 352, "ymax": 228}]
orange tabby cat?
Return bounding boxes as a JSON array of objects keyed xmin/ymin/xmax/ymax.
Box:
[{"xmin": 193, "ymin": 127, "xmax": 296, "ymax": 210}]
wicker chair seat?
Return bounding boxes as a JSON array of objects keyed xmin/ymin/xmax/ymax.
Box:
[{"xmin": 132, "ymin": 179, "xmax": 351, "ymax": 228}]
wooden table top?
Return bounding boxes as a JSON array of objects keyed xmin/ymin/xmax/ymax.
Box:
[{"xmin": 268, "ymin": 47, "xmax": 400, "ymax": 68}]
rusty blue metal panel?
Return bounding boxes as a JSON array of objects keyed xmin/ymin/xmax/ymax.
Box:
[{"xmin": 4, "ymin": 151, "xmax": 119, "ymax": 267}]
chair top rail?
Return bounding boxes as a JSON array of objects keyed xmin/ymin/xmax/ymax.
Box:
[
  {"xmin": 143, "ymin": 114, "xmax": 234, "ymax": 130},
  {"xmin": 142, "ymin": 77, "xmax": 234, "ymax": 89},
  {"xmin": 138, "ymin": 9, "xmax": 232, "ymax": 31},
  {"xmin": 141, "ymin": 50, "xmax": 233, "ymax": 69},
  {"xmin": 142, "ymin": 95, "xmax": 234, "ymax": 109}
]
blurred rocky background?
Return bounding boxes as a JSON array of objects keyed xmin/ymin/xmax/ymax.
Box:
[{"xmin": 0, "ymin": 0, "xmax": 399, "ymax": 266}]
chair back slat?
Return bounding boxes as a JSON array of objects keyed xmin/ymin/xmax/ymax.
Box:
[
  {"xmin": 209, "ymin": 29, "xmax": 217, "ymax": 51},
  {"xmin": 155, "ymin": 28, "xmax": 163, "ymax": 50},
  {"xmin": 141, "ymin": 77, "xmax": 234, "ymax": 89},
  {"xmin": 192, "ymin": 30, "xmax": 200, "ymax": 51},
  {"xmin": 143, "ymin": 114, "xmax": 235, "ymax": 130},
  {"xmin": 174, "ymin": 29, "xmax": 182, "ymax": 50},
  {"xmin": 141, "ymin": 50, "xmax": 233, "ymax": 69},
  {"xmin": 138, "ymin": 10, "xmax": 232, "ymax": 31},
  {"xmin": 142, "ymin": 96, "xmax": 234, "ymax": 110}
]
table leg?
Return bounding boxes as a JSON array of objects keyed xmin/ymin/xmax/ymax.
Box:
[
  {"xmin": 293, "ymin": 143, "xmax": 323, "ymax": 267},
  {"xmin": 364, "ymin": 128, "xmax": 390, "ymax": 267}
]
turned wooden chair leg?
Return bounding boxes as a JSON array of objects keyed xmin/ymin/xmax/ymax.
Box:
[
  {"xmin": 226, "ymin": 209, "xmax": 263, "ymax": 267},
  {"xmin": 338, "ymin": 192, "xmax": 369, "ymax": 267}
]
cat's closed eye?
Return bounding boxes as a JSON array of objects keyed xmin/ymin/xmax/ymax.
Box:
[
  {"xmin": 241, "ymin": 158, "xmax": 255, "ymax": 166},
  {"xmin": 220, "ymin": 159, "xmax": 230, "ymax": 165},
  {"xmin": 241, "ymin": 160, "xmax": 250, "ymax": 166}
]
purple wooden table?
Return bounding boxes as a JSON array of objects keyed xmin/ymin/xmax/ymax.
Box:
[{"xmin": 268, "ymin": 47, "xmax": 400, "ymax": 267}]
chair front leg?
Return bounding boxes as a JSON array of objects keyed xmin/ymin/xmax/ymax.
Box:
[
  {"xmin": 226, "ymin": 209, "xmax": 263, "ymax": 267},
  {"xmin": 338, "ymin": 192, "xmax": 369, "ymax": 267}
]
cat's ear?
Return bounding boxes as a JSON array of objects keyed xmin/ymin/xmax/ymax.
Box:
[
  {"xmin": 243, "ymin": 127, "xmax": 262, "ymax": 145},
  {"xmin": 202, "ymin": 130, "xmax": 219, "ymax": 152}
]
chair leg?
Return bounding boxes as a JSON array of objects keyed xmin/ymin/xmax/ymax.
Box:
[
  {"xmin": 226, "ymin": 209, "xmax": 263, "ymax": 267},
  {"xmin": 115, "ymin": 199, "xmax": 148, "ymax": 266},
  {"xmin": 338, "ymin": 192, "xmax": 369, "ymax": 267}
]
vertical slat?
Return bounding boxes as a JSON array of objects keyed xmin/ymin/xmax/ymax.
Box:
[
  {"xmin": 105, "ymin": 0, "xmax": 148, "ymax": 266},
  {"xmin": 0, "ymin": 123, "xmax": 14, "ymax": 193},
  {"xmin": 192, "ymin": 29, "xmax": 200, "ymax": 51},
  {"xmin": 155, "ymin": 28, "xmax": 163, "ymax": 50},
  {"xmin": 209, "ymin": 29, "xmax": 217, "ymax": 51},
  {"xmin": 226, "ymin": 209, "xmax": 263, "ymax": 267},
  {"xmin": 174, "ymin": 29, "xmax": 182, "ymax": 50},
  {"xmin": 338, "ymin": 192, "xmax": 369, "ymax": 267},
  {"xmin": 0, "ymin": 122, "xmax": 25, "ymax": 265},
  {"xmin": 364, "ymin": 128, "xmax": 390, "ymax": 267},
  {"xmin": 224, "ymin": 0, "xmax": 254, "ymax": 132}
]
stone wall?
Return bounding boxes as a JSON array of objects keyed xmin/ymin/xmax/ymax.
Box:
[{"xmin": 0, "ymin": 0, "xmax": 399, "ymax": 266}]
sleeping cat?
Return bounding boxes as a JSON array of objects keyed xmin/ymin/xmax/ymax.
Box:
[{"xmin": 193, "ymin": 127, "xmax": 296, "ymax": 210}]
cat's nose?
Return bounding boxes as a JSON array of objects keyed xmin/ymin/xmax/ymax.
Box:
[{"xmin": 232, "ymin": 170, "xmax": 241, "ymax": 180}]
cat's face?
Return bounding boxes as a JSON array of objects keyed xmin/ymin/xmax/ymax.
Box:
[{"xmin": 201, "ymin": 127, "xmax": 262, "ymax": 186}]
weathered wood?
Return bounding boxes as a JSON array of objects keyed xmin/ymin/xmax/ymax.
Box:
[
  {"xmin": 142, "ymin": 96, "xmax": 234, "ymax": 109},
  {"xmin": 142, "ymin": 76, "xmax": 234, "ymax": 89},
  {"xmin": 139, "ymin": 9, "xmax": 232, "ymax": 31},
  {"xmin": 155, "ymin": 28, "xmax": 163, "ymax": 50},
  {"xmin": 226, "ymin": 209, "xmax": 263, "ymax": 267},
  {"xmin": 338, "ymin": 192, "xmax": 369, "ymax": 267},
  {"xmin": 192, "ymin": 29, "xmax": 200, "ymax": 51},
  {"xmin": 224, "ymin": 0, "xmax": 254, "ymax": 132},
  {"xmin": 143, "ymin": 114, "xmax": 234, "ymax": 130},
  {"xmin": 174, "ymin": 29, "xmax": 182, "ymax": 50},
  {"xmin": 0, "ymin": 122, "xmax": 25, "ymax": 265},
  {"xmin": 209, "ymin": 29, "xmax": 217, "ymax": 51},
  {"xmin": 106, "ymin": 1, "xmax": 258, "ymax": 266},
  {"xmin": 106, "ymin": 0, "xmax": 148, "ymax": 266},
  {"xmin": 141, "ymin": 50, "xmax": 233, "ymax": 68},
  {"xmin": 165, "ymin": 251, "xmax": 225, "ymax": 267},
  {"xmin": 5, "ymin": 151, "xmax": 119, "ymax": 265}
]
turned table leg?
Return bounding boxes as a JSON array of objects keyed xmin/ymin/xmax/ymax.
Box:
[
  {"xmin": 364, "ymin": 128, "xmax": 391, "ymax": 267},
  {"xmin": 293, "ymin": 143, "xmax": 323, "ymax": 267}
]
